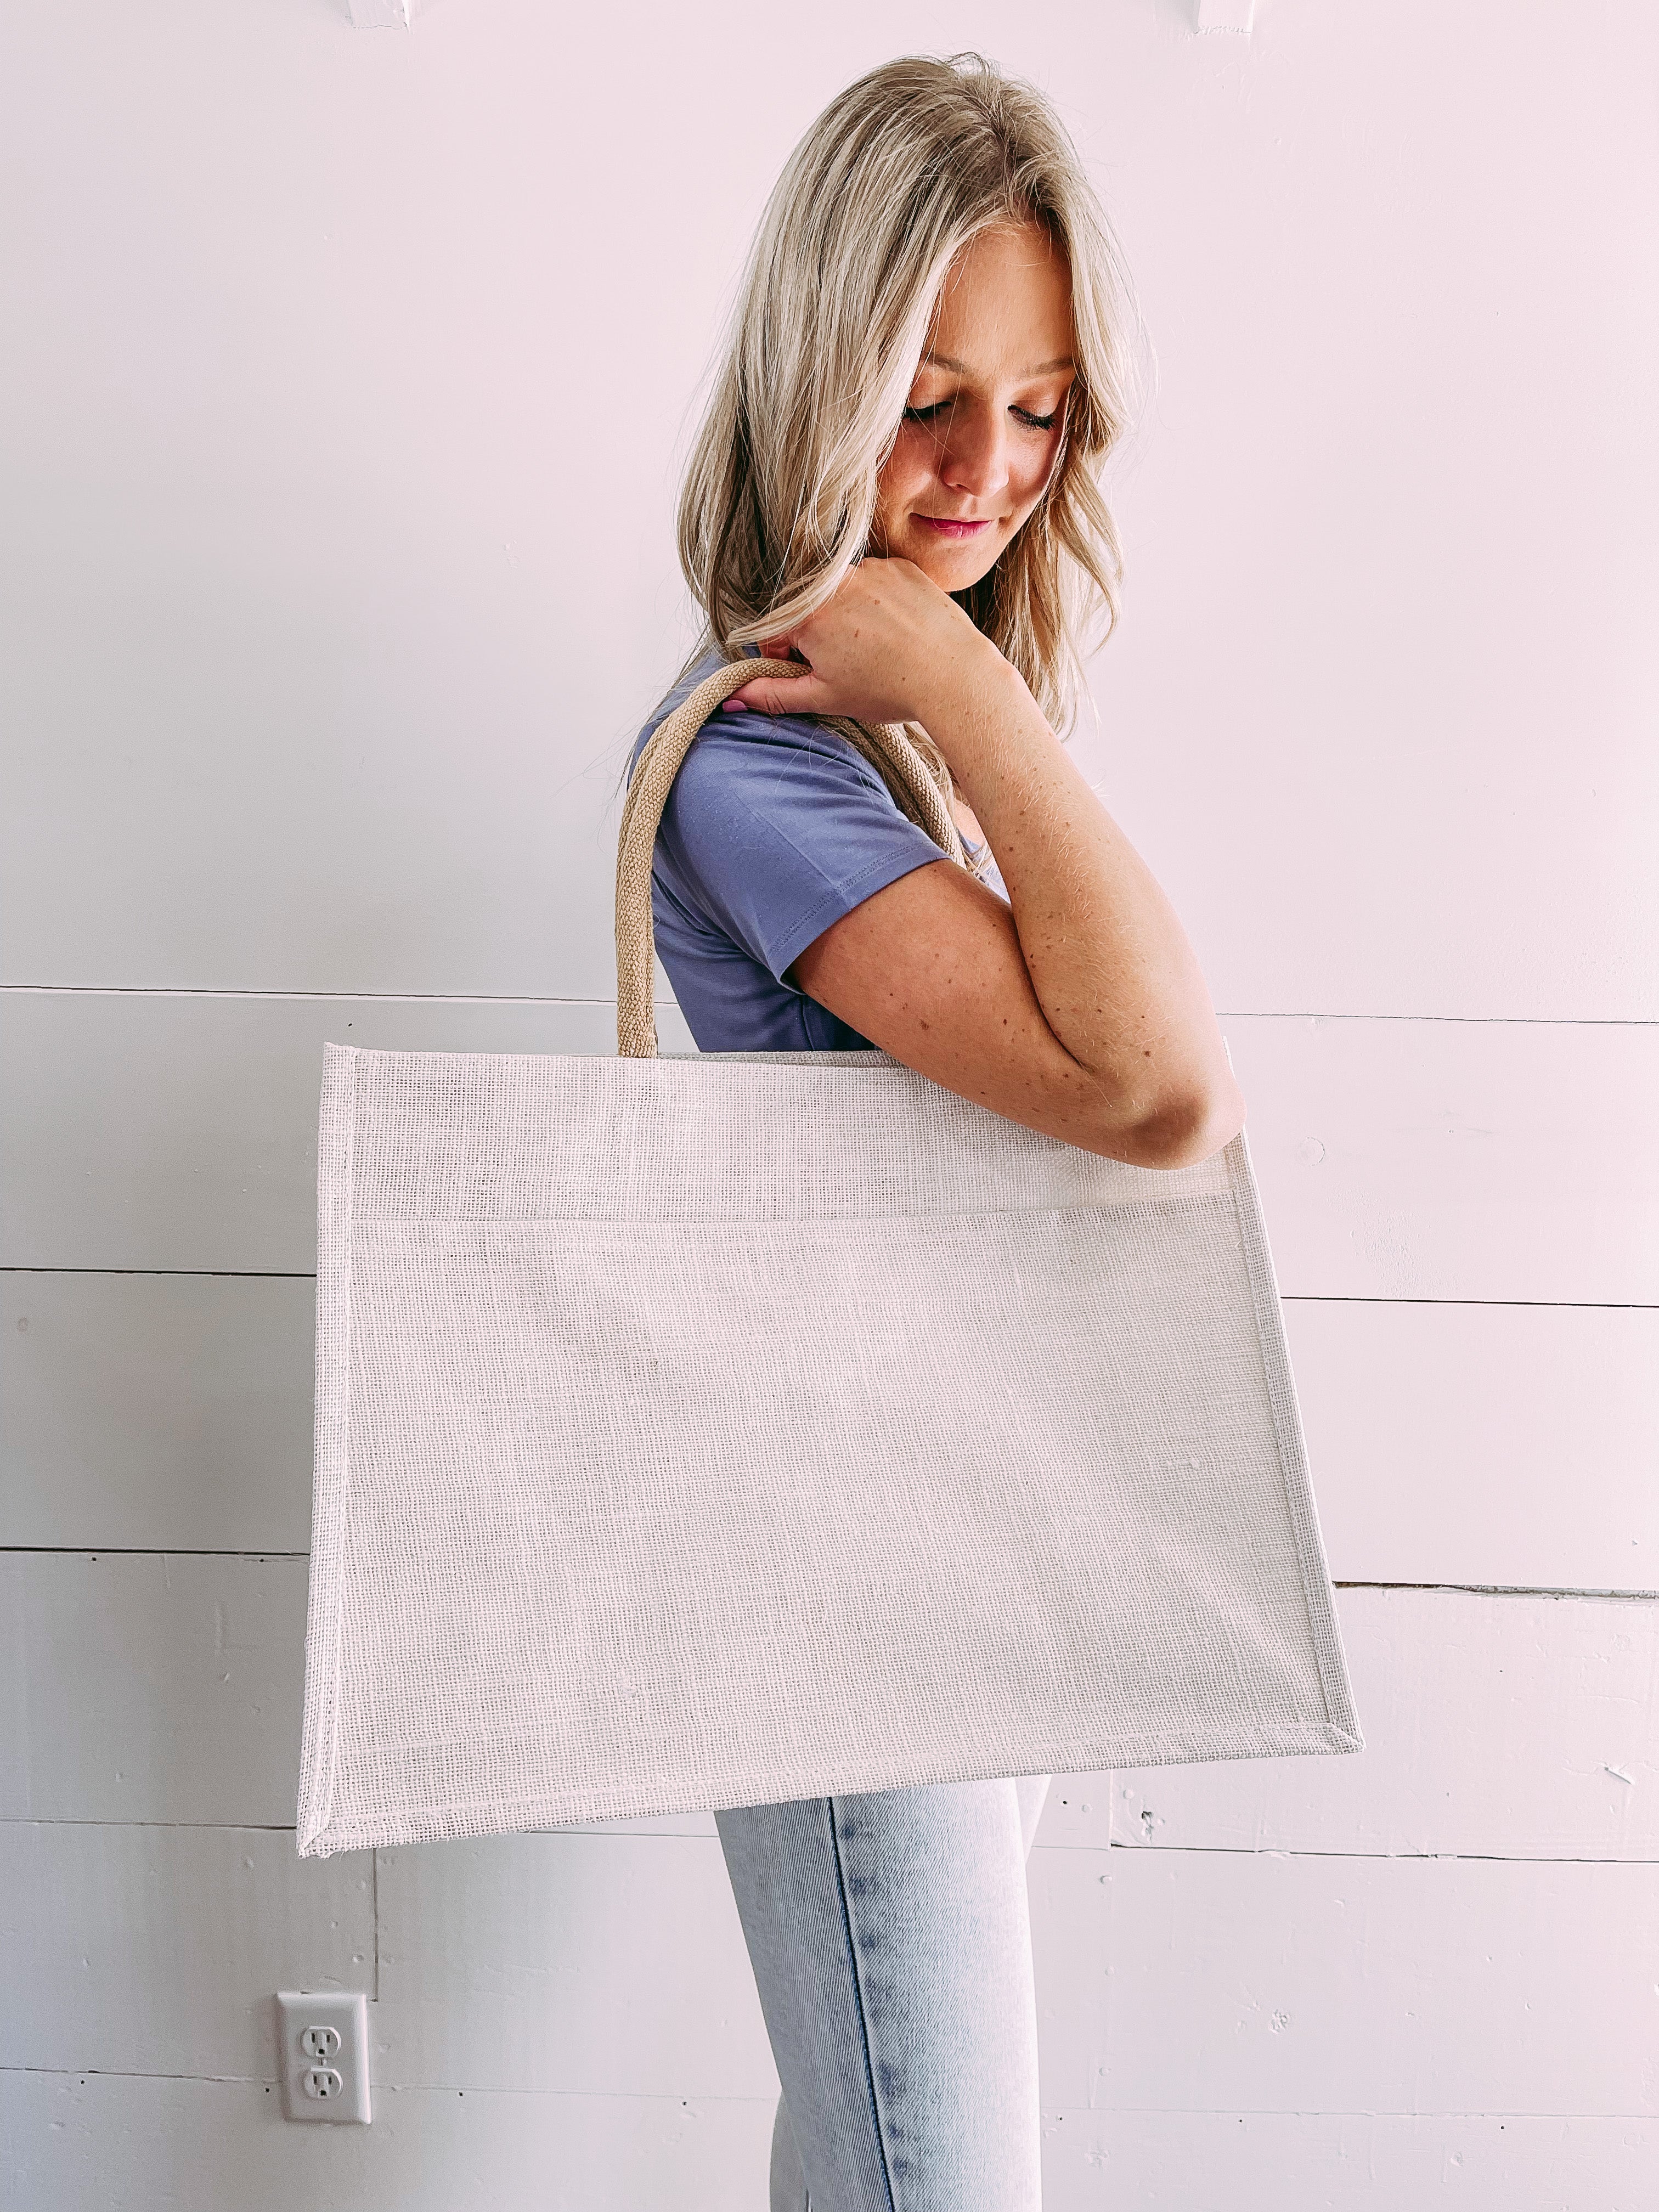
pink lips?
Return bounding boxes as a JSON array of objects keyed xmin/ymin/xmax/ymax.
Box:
[{"xmin": 913, "ymin": 516, "xmax": 992, "ymax": 539}]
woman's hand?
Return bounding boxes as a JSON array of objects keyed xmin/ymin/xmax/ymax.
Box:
[{"xmin": 721, "ymin": 557, "xmax": 998, "ymax": 729}]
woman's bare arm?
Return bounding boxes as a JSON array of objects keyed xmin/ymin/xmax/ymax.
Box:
[{"xmin": 727, "ymin": 561, "xmax": 1246, "ymax": 1169}]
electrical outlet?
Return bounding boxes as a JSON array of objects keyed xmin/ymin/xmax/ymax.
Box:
[{"xmin": 275, "ymin": 1991, "xmax": 372, "ymax": 2124}]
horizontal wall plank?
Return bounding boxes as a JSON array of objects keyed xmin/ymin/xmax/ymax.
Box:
[
  {"xmin": 1, "ymin": 1272, "xmax": 315, "ymax": 1551},
  {"xmin": 8, "ymin": 1274, "xmax": 1654, "ymax": 1587},
  {"xmin": 1092, "ymin": 1848, "xmax": 1656, "ymax": 2116},
  {"xmin": 1103, "ymin": 1587, "xmax": 1658, "ymax": 1860},
  {"xmin": 11, "ymin": 1564, "xmax": 1652, "ymax": 1861},
  {"xmin": 1282, "ymin": 1299, "xmax": 1659, "ymax": 1592},
  {"xmin": 1040, "ymin": 2109, "xmax": 1659, "ymax": 2208},
  {"xmin": 1226, "ymin": 1015, "xmax": 1659, "ymax": 1304},
  {"xmin": 374, "ymin": 1831, "xmax": 777, "ymax": 2098},
  {"xmin": 0, "ymin": 1824, "xmax": 371, "ymax": 2079},
  {"xmin": 0, "ymin": 2073, "xmax": 776, "ymax": 2212},
  {"xmin": 6, "ymin": 2075, "xmax": 1653, "ymax": 2212},
  {"xmin": 1, "ymin": 1554, "xmax": 308, "ymax": 1824},
  {"xmin": 5, "ymin": 994, "xmax": 1655, "ymax": 1301}
]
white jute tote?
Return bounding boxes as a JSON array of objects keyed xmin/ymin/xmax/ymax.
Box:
[{"xmin": 296, "ymin": 659, "xmax": 1361, "ymax": 1858}]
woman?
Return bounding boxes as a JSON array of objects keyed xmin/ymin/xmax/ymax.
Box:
[{"xmin": 630, "ymin": 53, "xmax": 1245, "ymax": 2212}]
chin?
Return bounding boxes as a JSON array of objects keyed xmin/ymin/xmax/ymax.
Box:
[{"xmin": 906, "ymin": 540, "xmax": 1003, "ymax": 594}]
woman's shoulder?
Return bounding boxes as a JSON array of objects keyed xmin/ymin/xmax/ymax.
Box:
[
  {"xmin": 631, "ymin": 644, "xmax": 947, "ymax": 967},
  {"xmin": 629, "ymin": 648, "xmax": 905, "ymax": 840}
]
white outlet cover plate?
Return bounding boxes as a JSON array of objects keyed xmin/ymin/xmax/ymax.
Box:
[{"xmin": 275, "ymin": 1990, "xmax": 373, "ymax": 2124}]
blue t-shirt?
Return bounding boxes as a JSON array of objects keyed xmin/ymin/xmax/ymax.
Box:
[{"xmin": 629, "ymin": 647, "xmax": 986, "ymax": 1054}]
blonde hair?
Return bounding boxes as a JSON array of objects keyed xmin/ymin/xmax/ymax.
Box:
[{"xmin": 676, "ymin": 52, "xmax": 1146, "ymax": 736}]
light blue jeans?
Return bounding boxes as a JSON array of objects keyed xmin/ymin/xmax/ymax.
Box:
[{"xmin": 715, "ymin": 1773, "xmax": 1052, "ymax": 2211}]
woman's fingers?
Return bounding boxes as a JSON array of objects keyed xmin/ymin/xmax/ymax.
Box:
[
  {"xmin": 722, "ymin": 671, "xmax": 834, "ymax": 717},
  {"xmin": 725, "ymin": 635, "xmax": 822, "ymax": 713}
]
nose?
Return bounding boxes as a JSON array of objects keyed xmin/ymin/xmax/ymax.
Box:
[{"xmin": 937, "ymin": 400, "xmax": 1011, "ymax": 503}]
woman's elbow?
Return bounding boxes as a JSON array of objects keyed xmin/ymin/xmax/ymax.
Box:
[{"xmin": 1096, "ymin": 1076, "xmax": 1248, "ymax": 1171}]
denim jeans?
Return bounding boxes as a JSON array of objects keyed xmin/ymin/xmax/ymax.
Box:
[{"xmin": 715, "ymin": 1773, "xmax": 1052, "ymax": 2211}]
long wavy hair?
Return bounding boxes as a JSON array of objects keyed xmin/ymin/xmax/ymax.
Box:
[{"xmin": 676, "ymin": 52, "xmax": 1147, "ymax": 737}]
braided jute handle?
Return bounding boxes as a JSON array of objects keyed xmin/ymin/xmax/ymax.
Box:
[{"xmin": 616, "ymin": 657, "xmax": 970, "ymax": 1057}]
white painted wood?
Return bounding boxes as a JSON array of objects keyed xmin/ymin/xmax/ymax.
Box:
[
  {"xmin": 1227, "ymin": 1015, "xmax": 1659, "ymax": 1304},
  {"xmin": 373, "ymin": 1831, "xmax": 778, "ymax": 2097},
  {"xmin": 1104, "ymin": 1587, "xmax": 1659, "ymax": 1859},
  {"xmin": 7, "ymin": 2076, "xmax": 1654, "ymax": 2212},
  {"xmin": 8, "ymin": 996, "xmax": 1654, "ymax": 1302},
  {"xmin": 0, "ymin": 1272, "xmax": 315, "ymax": 1551},
  {"xmin": 1037, "ymin": 1775, "xmax": 1116, "ymax": 1852},
  {"xmin": 1090, "ymin": 1848, "xmax": 1658, "ymax": 2115},
  {"xmin": 11, "ymin": 1271, "xmax": 1653, "ymax": 1585},
  {"xmin": 0, "ymin": 1824, "xmax": 373, "ymax": 2078},
  {"xmin": 1282, "ymin": 1298, "xmax": 1659, "ymax": 1591},
  {"xmin": 0, "ymin": 1554, "xmax": 308, "ymax": 1825},
  {"xmin": 1077, "ymin": 2, "xmax": 1659, "ymax": 1030},
  {"xmin": 3, "ymin": 5, "xmax": 1652, "ymax": 1023},
  {"xmin": 1038, "ymin": 1589, "xmax": 1659, "ymax": 1858},
  {"xmin": 1040, "ymin": 2110, "xmax": 1659, "ymax": 2208},
  {"xmin": 1029, "ymin": 1832, "xmax": 1113, "ymax": 2109},
  {"xmin": 0, "ymin": 2072, "xmax": 777, "ymax": 2212}
]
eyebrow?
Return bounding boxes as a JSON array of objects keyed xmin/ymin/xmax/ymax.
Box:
[{"xmin": 922, "ymin": 353, "xmax": 1075, "ymax": 376}]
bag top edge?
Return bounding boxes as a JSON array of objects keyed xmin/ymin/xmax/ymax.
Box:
[{"xmin": 318, "ymin": 1043, "xmax": 896, "ymax": 1069}]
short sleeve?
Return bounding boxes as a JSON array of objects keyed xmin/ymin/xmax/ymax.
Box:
[{"xmin": 650, "ymin": 707, "xmax": 949, "ymax": 986}]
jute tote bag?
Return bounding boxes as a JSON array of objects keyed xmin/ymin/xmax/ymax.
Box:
[{"xmin": 296, "ymin": 659, "xmax": 1361, "ymax": 1859}]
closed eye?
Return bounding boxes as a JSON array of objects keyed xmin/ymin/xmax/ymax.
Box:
[{"xmin": 903, "ymin": 400, "xmax": 1061, "ymax": 431}]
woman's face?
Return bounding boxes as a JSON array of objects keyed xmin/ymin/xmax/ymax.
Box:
[{"xmin": 871, "ymin": 221, "xmax": 1075, "ymax": 594}]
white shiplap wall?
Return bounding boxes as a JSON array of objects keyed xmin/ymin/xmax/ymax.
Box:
[{"xmin": 2, "ymin": 2, "xmax": 1655, "ymax": 2208}]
